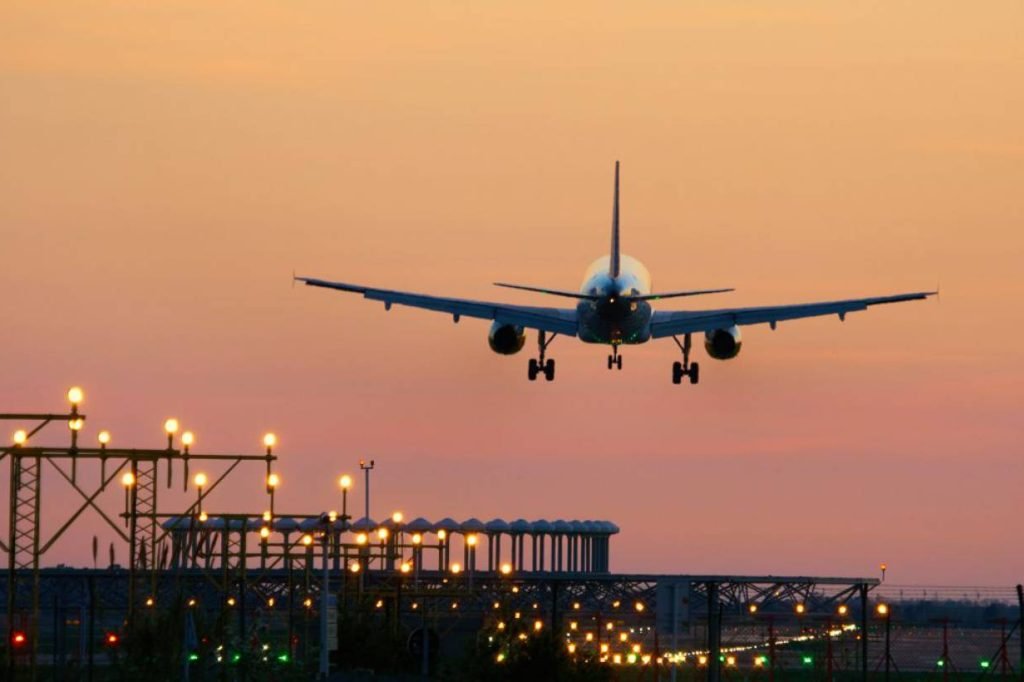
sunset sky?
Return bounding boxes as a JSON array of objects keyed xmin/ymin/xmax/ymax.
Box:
[{"xmin": 1, "ymin": 1, "xmax": 1022, "ymax": 585}]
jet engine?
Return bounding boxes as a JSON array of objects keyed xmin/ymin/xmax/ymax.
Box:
[
  {"xmin": 704, "ymin": 325, "xmax": 742, "ymax": 360},
  {"xmin": 488, "ymin": 322, "xmax": 527, "ymax": 355}
]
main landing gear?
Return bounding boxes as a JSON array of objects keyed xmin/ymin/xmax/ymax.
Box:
[
  {"xmin": 607, "ymin": 345, "xmax": 623, "ymax": 370},
  {"xmin": 671, "ymin": 333, "xmax": 700, "ymax": 385},
  {"xmin": 528, "ymin": 330, "xmax": 557, "ymax": 381}
]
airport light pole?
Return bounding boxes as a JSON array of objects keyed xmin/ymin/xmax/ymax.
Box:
[
  {"xmin": 319, "ymin": 512, "xmax": 332, "ymax": 679},
  {"xmin": 360, "ymin": 459, "xmax": 374, "ymax": 522}
]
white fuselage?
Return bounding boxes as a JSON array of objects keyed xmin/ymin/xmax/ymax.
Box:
[{"xmin": 576, "ymin": 255, "xmax": 654, "ymax": 344}]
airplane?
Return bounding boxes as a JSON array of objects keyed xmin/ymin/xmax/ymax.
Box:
[{"xmin": 296, "ymin": 162, "xmax": 935, "ymax": 385}]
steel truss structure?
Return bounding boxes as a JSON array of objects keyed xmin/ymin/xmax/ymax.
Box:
[{"xmin": 3, "ymin": 395, "xmax": 891, "ymax": 682}]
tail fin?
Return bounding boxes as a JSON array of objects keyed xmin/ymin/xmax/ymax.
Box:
[{"xmin": 609, "ymin": 160, "xmax": 621, "ymax": 277}]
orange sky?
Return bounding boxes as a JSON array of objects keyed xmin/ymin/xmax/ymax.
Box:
[{"xmin": 1, "ymin": 1, "xmax": 1022, "ymax": 584}]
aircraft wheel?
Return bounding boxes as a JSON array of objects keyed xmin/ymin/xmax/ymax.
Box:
[
  {"xmin": 672, "ymin": 361, "xmax": 683, "ymax": 385},
  {"xmin": 544, "ymin": 359, "xmax": 556, "ymax": 381},
  {"xmin": 528, "ymin": 359, "xmax": 539, "ymax": 381},
  {"xmin": 607, "ymin": 355, "xmax": 613, "ymax": 370},
  {"xmin": 616, "ymin": 355, "xmax": 623, "ymax": 370},
  {"xmin": 689, "ymin": 362, "xmax": 700, "ymax": 385}
]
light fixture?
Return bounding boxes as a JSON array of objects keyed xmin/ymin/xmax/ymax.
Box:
[{"xmin": 67, "ymin": 387, "xmax": 84, "ymax": 405}]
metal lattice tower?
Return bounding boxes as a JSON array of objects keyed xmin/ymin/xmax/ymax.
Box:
[
  {"xmin": 9, "ymin": 455, "xmax": 41, "ymax": 572},
  {"xmin": 134, "ymin": 460, "xmax": 158, "ymax": 572}
]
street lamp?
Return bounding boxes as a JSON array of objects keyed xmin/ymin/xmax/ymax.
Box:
[
  {"xmin": 194, "ymin": 472, "xmax": 208, "ymax": 513},
  {"xmin": 263, "ymin": 432, "xmax": 276, "ymax": 455},
  {"xmin": 67, "ymin": 386, "xmax": 84, "ymax": 406},
  {"xmin": 877, "ymin": 603, "xmax": 893, "ymax": 679},
  {"xmin": 121, "ymin": 471, "xmax": 135, "ymax": 521},
  {"xmin": 98, "ymin": 431, "xmax": 110, "ymax": 448},
  {"xmin": 266, "ymin": 473, "xmax": 280, "ymax": 516},
  {"xmin": 181, "ymin": 431, "xmax": 194, "ymax": 454},
  {"xmin": 164, "ymin": 418, "xmax": 179, "ymax": 449}
]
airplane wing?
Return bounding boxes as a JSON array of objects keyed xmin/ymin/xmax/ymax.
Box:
[
  {"xmin": 649, "ymin": 291, "xmax": 935, "ymax": 338},
  {"xmin": 296, "ymin": 276, "xmax": 579, "ymax": 336}
]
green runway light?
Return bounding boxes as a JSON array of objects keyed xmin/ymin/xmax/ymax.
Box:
[
  {"xmin": 802, "ymin": 655, "xmax": 813, "ymax": 665},
  {"xmin": 980, "ymin": 660, "xmax": 991, "ymax": 669},
  {"xmin": 231, "ymin": 653, "xmax": 241, "ymax": 664},
  {"xmin": 277, "ymin": 653, "xmax": 290, "ymax": 663},
  {"xmin": 937, "ymin": 660, "xmax": 945, "ymax": 667},
  {"xmin": 188, "ymin": 653, "xmax": 199, "ymax": 662}
]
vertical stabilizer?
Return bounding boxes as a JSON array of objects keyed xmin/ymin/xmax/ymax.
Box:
[{"xmin": 610, "ymin": 160, "xmax": 621, "ymax": 277}]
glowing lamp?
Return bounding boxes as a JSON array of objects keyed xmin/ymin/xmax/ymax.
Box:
[
  {"xmin": 164, "ymin": 418, "xmax": 179, "ymax": 435},
  {"xmin": 98, "ymin": 431, "xmax": 111, "ymax": 446},
  {"xmin": 67, "ymin": 386, "xmax": 84, "ymax": 405},
  {"xmin": 193, "ymin": 472, "xmax": 208, "ymax": 488},
  {"xmin": 339, "ymin": 474, "xmax": 352, "ymax": 489},
  {"xmin": 13, "ymin": 430, "xmax": 27, "ymax": 445},
  {"xmin": 69, "ymin": 418, "xmax": 84, "ymax": 432},
  {"xmin": 121, "ymin": 472, "xmax": 135, "ymax": 487}
]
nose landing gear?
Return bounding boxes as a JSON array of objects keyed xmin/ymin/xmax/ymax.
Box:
[
  {"xmin": 528, "ymin": 331, "xmax": 557, "ymax": 381},
  {"xmin": 607, "ymin": 345, "xmax": 623, "ymax": 370},
  {"xmin": 671, "ymin": 333, "xmax": 700, "ymax": 385}
]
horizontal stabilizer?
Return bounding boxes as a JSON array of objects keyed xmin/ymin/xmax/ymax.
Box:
[
  {"xmin": 493, "ymin": 282, "xmax": 601, "ymax": 300},
  {"xmin": 634, "ymin": 288, "xmax": 734, "ymax": 301}
]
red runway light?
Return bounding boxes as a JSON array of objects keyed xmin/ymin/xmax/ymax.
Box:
[
  {"xmin": 12, "ymin": 631, "xmax": 27, "ymax": 647},
  {"xmin": 105, "ymin": 632, "xmax": 120, "ymax": 646}
]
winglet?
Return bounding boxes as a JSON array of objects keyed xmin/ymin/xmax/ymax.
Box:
[{"xmin": 609, "ymin": 161, "xmax": 621, "ymax": 278}]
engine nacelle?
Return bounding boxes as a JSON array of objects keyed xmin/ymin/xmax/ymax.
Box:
[
  {"xmin": 488, "ymin": 322, "xmax": 526, "ymax": 355},
  {"xmin": 704, "ymin": 325, "xmax": 742, "ymax": 360}
]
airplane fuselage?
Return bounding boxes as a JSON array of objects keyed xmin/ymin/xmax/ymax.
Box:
[{"xmin": 577, "ymin": 254, "xmax": 653, "ymax": 345}]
